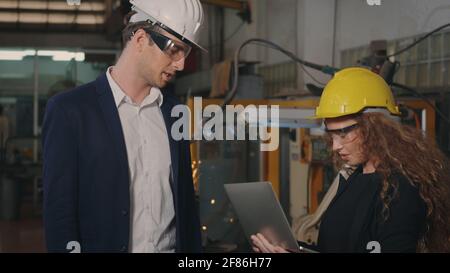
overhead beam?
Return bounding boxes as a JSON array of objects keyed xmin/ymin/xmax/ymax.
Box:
[
  {"xmin": 0, "ymin": 0, "xmax": 105, "ymax": 11},
  {"xmin": 0, "ymin": 23, "xmax": 104, "ymax": 33},
  {"xmin": 105, "ymin": 0, "xmax": 113, "ymax": 19},
  {"xmin": 0, "ymin": 12, "xmax": 104, "ymax": 25},
  {"xmin": 0, "ymin": 31, "xmax": 120, "ymax": 49},
  {"xmin": 0, "ymin": 8, "xmax": 104, "ymax": 15}
]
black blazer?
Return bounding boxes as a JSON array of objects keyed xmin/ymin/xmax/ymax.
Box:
[
  {"xmin": 317, "ymin": 166, "xmax": 427, "ymax": 253},
  {"xmin": 42, "ymin": 74, "xmax": 201, "ymax": 253}
]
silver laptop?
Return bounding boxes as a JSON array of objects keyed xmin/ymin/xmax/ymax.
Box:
[{"xmin": 224, "ymin": 182, "xmax": 317, "ymax": 253}]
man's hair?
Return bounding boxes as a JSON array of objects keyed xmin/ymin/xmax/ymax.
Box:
[
  {"xmin": 121, "ymin": 11, "xmax": 158, "ymax": 46},
  {"xmin": 330, "ymin": 113, "xmax": 450, "ymax": 252}
]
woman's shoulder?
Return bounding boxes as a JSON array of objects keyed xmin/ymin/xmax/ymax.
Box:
[
  {"xmin": 369, "ymin": 170, "xmax": 426, "ymax": 217},
  {"xmin": 377, "ymin": 171, "xmax": 427, "ymax": 215},
  {"xmin": 390, "ymin": 172, "xmax": 421, "ymax": 196}
]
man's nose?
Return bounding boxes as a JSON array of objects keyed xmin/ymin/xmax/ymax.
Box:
[{"xmin": 173, "ymin": 57, "xmax": 185, "ymax": 71}]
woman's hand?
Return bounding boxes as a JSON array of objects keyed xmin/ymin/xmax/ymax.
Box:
[{"xmin": 251, "ymin": 233, "xmax": 289, "ymax": 253}]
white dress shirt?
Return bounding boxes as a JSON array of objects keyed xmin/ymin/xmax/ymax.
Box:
[{"xmin": 106, "ymin": 67, "xmax": 176, "ymax": 253}]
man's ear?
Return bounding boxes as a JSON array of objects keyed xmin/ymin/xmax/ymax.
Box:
[{"xmin": 133, "ymin": 29, "xmax": 149, "ymax": 52}]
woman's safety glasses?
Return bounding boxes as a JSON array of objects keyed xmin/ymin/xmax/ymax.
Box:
[{"xmin": 325, "ymin": 123, "xmax": 359, "ymax": 144}]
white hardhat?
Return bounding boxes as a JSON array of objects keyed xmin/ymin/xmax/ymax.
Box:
[{"xmin": 129, "ymin": 0, "xmax": 206, "ymax": 51}]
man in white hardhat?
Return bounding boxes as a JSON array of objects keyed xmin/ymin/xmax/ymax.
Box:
[{"xmin": 42, "ymin": 0, "xmax": 205, "ymax": 253}]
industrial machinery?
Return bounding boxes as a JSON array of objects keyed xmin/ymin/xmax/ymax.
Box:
[
  {"xmin": 183, "ymin": 23, "xmax": 449, "ymax": 252},
  {"xmin": 189, "ymin": 96, "xmax": 437, "ymax": 252}
]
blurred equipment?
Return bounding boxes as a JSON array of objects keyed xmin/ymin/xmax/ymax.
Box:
[
  {"xmin": 200, "ymin": 0, "xmax": 252, "ymax": 23},
  {"xmin": 277, "ymin": 108, "xmax": 321, "ymax": 129},
  {"xmin": 197, "ymin": 138, "xmax": 260, "ymax": 252},
  {"xmin": 210, "ymin": 60, "xmax": 232, "ymax": 98},
  {"xmin": 358, "ymin": 40, "xmax": 388, "ymax": 74},
  {"xmin": 221, "ymin": 38, "xmax": 339, "ymax": 110},
  {"xmin": 191, "ymin": 98, "xmax": 323, "ymax": 252},
  {"xmin": 0, "ymin": 136, "xmax": 42, "ymax": 220},
  {"xmin": 0, "ymin": 105, "xmax": 9, "ymax": 148},
  {"xmin": 386, "ymin": 23, "xmax": 450, "ymax": 58}
]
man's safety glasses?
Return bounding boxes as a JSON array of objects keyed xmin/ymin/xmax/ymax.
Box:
[{"xmin": 145, "ymin": 30, "xmax": 192, "ymax": 62}]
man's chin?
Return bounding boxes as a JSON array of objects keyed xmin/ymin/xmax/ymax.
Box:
[
  {"xmin": 155, "ymin": 80, "xmax": 168, "ymax": 89},
  {"xmin": 160, "ymin": 77, "xmax": 174, "ymax": 87}
]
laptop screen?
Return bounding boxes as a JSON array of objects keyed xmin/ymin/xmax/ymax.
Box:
[{"xmin": 224, "ymin": 182, "xmax": 300, "ymax": 252}]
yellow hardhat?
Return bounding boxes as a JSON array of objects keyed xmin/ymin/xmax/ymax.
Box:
[{"xmin": 312, "ymin": 67, "xmax": 401, "ymax": 119}]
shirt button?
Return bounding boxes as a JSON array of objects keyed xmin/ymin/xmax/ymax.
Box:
[
  {"xmin": 120, "ymin": 245, "xmax": 127, "ymax": 252},
  {"xmin": 121, "ymin": 210, "xmax": 128, "ymax": 216}
]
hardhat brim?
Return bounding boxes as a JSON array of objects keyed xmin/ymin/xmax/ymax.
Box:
[{"xmin": 130, "ymin": 5, "xmax": 207, "ymax": 52}]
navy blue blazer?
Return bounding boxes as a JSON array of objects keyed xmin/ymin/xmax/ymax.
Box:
[{"xmin": 42, "ymin": 74, "xmax": 201, "ymax": 253}]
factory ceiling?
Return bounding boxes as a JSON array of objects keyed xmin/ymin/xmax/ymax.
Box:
[{"xmin": 0, "ymin": 0, "xmax": 115, "ymax": 32}]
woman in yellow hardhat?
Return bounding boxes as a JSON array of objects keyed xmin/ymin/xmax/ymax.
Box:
[{"xmin": 252, "ymin": 67, "xmax": 450, "ymax": 253}]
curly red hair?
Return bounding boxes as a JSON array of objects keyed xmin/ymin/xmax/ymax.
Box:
[{"xmin": 331, "ymin": 113, "xmax": 450, "ymax": 252}]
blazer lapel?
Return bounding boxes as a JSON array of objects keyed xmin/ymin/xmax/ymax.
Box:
[
  {"xmin": 160, "ymin": 95, "xmax": 179, "ymax": 204},
  {"xmin": 95, "ymin": 74, "xmax": 130, "ymax": 183}
]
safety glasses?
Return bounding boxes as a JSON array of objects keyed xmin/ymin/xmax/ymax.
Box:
[
  {"xmin": 325, "ymin": 123, "xmax": 359, "ymax": 143},
  {"xmin": 145, "ymin": 30, "xmax": 192, "ymax": 62}
]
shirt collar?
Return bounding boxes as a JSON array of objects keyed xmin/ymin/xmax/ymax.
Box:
[
  {"xmin": 106, "ymin": 66, "xmax": 163, "ymax": 108},
  {"xmin": 142, "ymin": 86, "xmax": 164, "ymax": 108}
]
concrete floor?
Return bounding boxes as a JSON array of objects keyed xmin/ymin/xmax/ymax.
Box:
[{"xmin": 0, "ymin": 204, "xmax": 45, "ymax": 253}]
